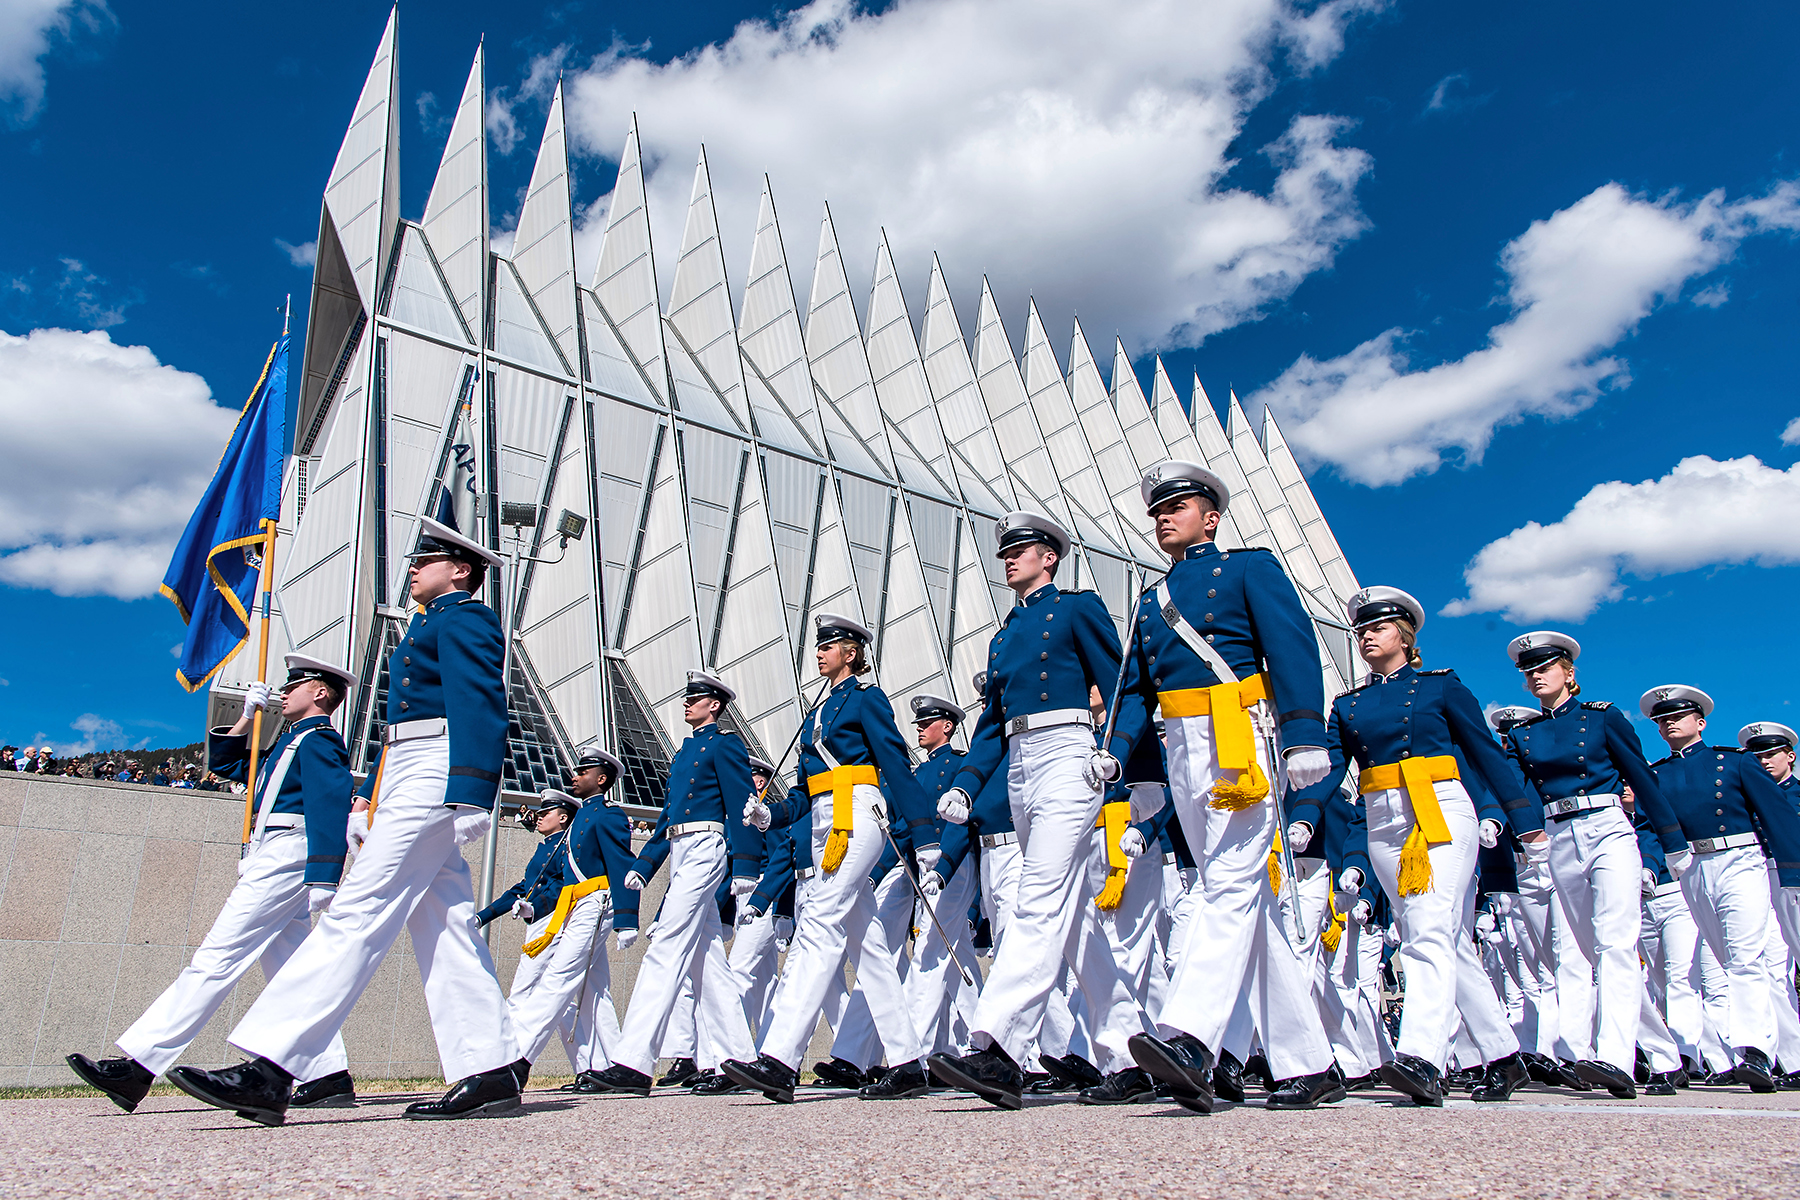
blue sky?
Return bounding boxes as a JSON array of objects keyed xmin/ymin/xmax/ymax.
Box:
[{"xmin": 1, "ymin": 0, "xmax": 1796, "ymax": 756}]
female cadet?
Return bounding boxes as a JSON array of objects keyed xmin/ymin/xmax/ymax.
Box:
[
  {"xmin": 1502, "ymin": 633, "xmax": 1690, "ymax": 1097},
  {"xmin": 1287, "ymin": 587, "xmax": 1544, "ymax": 1106}
]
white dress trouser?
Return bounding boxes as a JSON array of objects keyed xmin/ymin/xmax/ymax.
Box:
[
  {"xmin": 614, "ymin": 830, "xmax": 751, "ymax": 1074},
  {"xmin": 1512, "ymin": 856, "xmax": 1560, "ymax": 1055},
  {"xmin": 728, "ymin": 908, "xmax": 783, "ymax": 1038},
  {"xmin": 1361, "ymin": 778, "xmax": 1478, "ymax": 1071},
  {"xmin": 508, "ymin": 890, "xmax": 613, "ymax": 1067},
  {"xmin": 117, "ymin": 826, "xmax": 347, "ymax": 1080},
  {"xmin": 830, "ymin": 865, "xmax": 919, "ymax": 1070},
  {"xmin": 906, "ymin": 853, "xmax": 981, "ymax": 1055},
  {"xmin": 229, "ymin": 736, "xmax": 516, "ymax": 1082},
  {"xmin": 1765, "ymin": 865, "xmax": 1800, "ymax": 1068},
  {"xmin": 562, "ymin": 938, "xmax": 620, "ymax": 1075},
  {"xmin": 1101, "ymin": 806, "xmax": 1171, "ymax": 1014},
  {"xmin": 1546, "ymin": 806, "xmax": 1642, "ymax": 1072},
  {"xmin": 1316, "ymin": 914, "xmax": 1387, "ymax": 1076},
  {"xmin": 981, "ymin": 838, "xmax": 1024, "ymax": 944},
  {"xmin": 968, "ymin": 725, "xmax": 1144, "ymax": 1073},
  {"xmin": 1642, "ymin": 885, "xmax": 1705, "ymax": 1063},
  {"xmin": 1158, "ymin": 709, "xmax": 1331, "ymax": 1079},
  {"xmin": 662, "ymin": 977, "xmax": 698, "ymax": 1059},
  {"xmin": 1683, "ymin": 845, "xmax": 1777, "ymax": 1058},
  {"xmin": 1457, "ymin": 878, "xmax": 1521, "ymax": 1064}
]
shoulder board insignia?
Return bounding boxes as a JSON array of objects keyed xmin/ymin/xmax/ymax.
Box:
[
  {"xmin": 1418, "ymin": 668, "xmax": 1454, "ymax": 676},
  {"xmin": 1713, "ymin": 745, "xmax": 1744, "ymax": 754},
  {"xmin": 1339, "ymin": 680, "xmax": 1377, "ymax": 697},
  {"xmin": 456, "ymin": 597, "xmax": 484, "ymax": 605},
  {"xmin": 1059, "ymin": 587, "xmax": 1093, "ymax": 595},
  {"xmin": 1649, "ymin": 754, "xmax": 1674, "ymax": 767},
  {"xmin": 1515, "ymin": 712, "xmax": 1551, "ymax": 728},
  {"xmin": 1580, "ymin": 700, "xmax": 1614, "ymax": 710}
]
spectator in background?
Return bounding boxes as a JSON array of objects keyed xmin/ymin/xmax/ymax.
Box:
[
  {"xmin": 151, "ymin": 761, "xmax": 171, "ymax": 787},
  {"xmin": 1, "ymin": 746, "xmax": 15, "ymax": 771},
  {"xmin": 116, "ymin": 764, "xmax": 133, "ymax": 782},
  {"xmin": 31, "ymin": 748, "xmax": 56, "ymax": 775},
  {"xmin": 20, "ymin": 746, "xmax": 38, "ymax": 772}
]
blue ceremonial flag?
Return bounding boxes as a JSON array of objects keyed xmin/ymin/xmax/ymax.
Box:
[{"xmin": 162, "ymin": 334, "xmax": 289, "ymax": 692}]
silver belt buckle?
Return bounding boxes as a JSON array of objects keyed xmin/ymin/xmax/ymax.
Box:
[
  {"xmin": 1692, "ymin": 837, "xmax": 1717, "ymax": 854},
  {"xmin": 1007, "ymin": 715, "xmax": 1029, "ymax": 737}
]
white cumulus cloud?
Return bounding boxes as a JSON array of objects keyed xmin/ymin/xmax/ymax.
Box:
[
  {"xmin": 274, "ymin": 238, "xmax": 316, "ymax": 268},
  {"xmin": 0, "ymin": 327, "xmax": 233, "ymax": 599},
  {"xmin": 0, "ymin": 0, "xmax": 110, "ymax": 128},
  {"xmin": 1781, "ymin": 417, "xmax": 1800, "ymax": 446},
  {"xmin": 1443, "ymin": 454, "xmax": 1800, "ymax": 623},
  {"xmin": 525, "ymin": 0, "xmax": 1380, "ymax": 351},
  {"xmin": 1258, "ymin": 181, "xmax": 1800, "ymax": 486}
]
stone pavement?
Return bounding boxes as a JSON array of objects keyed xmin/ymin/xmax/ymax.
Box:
[{"xmin": 6, "ymin": 1080, "xmax": 1798, "ymax": 1198}]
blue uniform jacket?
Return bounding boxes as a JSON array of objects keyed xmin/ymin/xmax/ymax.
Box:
[
  {"xmin": 630, "ymin": 723, "xmax": 763, "ymax": 883},
  {"xmin": 1289, "ymin": 665, "xmax": 1539, "ymax": 838},
  {"xmin": 1506, "ymin": 699, "xmax": 1686, "ymax": 854},
  {"xmin": 904, "ymin": 744, "xmax": 962, "ymax": 888},
  {"xmin": 1775, "ymin": 773, "xmax": 1800, "ymax": 819},
  {"xmin": 937, "ymin": 753, "xmax": 1015, "ymax": 887},
  {"xmin": 476, "ymin": 829, "xmax": 569, "ymax": 925},
  {"xmin": 1632, "ymin": 805, "xmax": 1671, "ymax": 885},
  {"xmin": 746, "ymin": 816, "xmax": 799, "ymax": 916},
  {"xmin": 209, "ymin": 714, "xmax": 353, "ymax": 887},
  {"xmin": 564, "ymin": 800, "xmax": 637, "ymax": 930},
  {"xmin": 1108, "ymin": 544, "xmax": 1326, "ymax": 767},
  {"xmin": 1650, "ymin": 743, "xmax": 1800, "ymax": 886},
  {"xmin": 952, "ymin": 584, "xmax": 1120, "ymax": 797},
  {"xmin": 386, "ymin": 589, "xmax": 508, "ymax": 811},
  {"xmin": 769, "ymin": 678, "xmax": 936, "ymax": 846}
]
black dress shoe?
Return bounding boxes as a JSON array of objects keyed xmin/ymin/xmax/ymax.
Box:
[
  {"xmin": 1679, "ymin": 1054, "xmax": 1703, "ymax": 1082},
  {"xmin": 1266, "ymin": 1070, "xmax": 1346, "ymax": 1109},
  {"xmin": 1523, "ymin": 1052, "xmax": 1563, "ymax": 1087},
  {"xmin": 1554, "ymin": 1060, "xmax": 1594, "ymax": 1091},
  {"xmin": 1470, "ymin": 1053, "xmax": 1528, "ymax": 1102},
  {"xmin": 508, "ymin": 1058, "xmax": 532, "ymax": 1090},
  {"xmin": 1777, "ymin": 1070, "xmax": 1800, "ymax": 1091},
  {"xmin": 1703, "ymin": 1067, "xmax": 1738, "ymax": 1086},
  {"xmin": 810, "ymin": 1057, "xmax": 868, "ymax": 1089},
  {"xmin": 583, "ymin": 1064, "xmax": 654, "ymax": 1096},
  {"xmin": 167, "ymin": 1058, "xmax": 293, "ymax": 1126},
  {"xmin": 720, "ymin": 1054, "xmax": 799, "ymax": 1104},
  {"xmin": 1243, "ymin": 1052, "xmax": 1275, "ymax": 1091},
  {"xmin": 926, "ymin": 1048, "xmax": 1023, "ymax": 1111},
  {"xmin": 657, "ymin": 1057, "xmax": 699, "ymax": 1088},
  {"xmin": 66, "ymin": 1054, "xmax": 154, "ymax": 1114},
  {"xmin": 1341, "ymin": 1071, "xmax": 1380, "ymax": 1092},
  {"xmin": 1023, "ymin": 1071, "xmax": 1063, "ymax": 1093},
  {"xmin": 1634, "ymin": 1047, "xmax": 1652, "ymax": 1084},
  {"xmin": 1128, "ymin": 1033, "xmax": 1215, "ymax": 1114},
  {"xmin": 1043, "ymin": 1054, "xmax": 1105, "ymax": 1090},
  {"xmin": 1213, "ymin": 1050, "xmax": 1246, "ymax": 1103},
  {"xmin": 1573, "ymin": 1059, "xmax": 1636, "ymax": 1098},
  {"xmin": 1379, "ymin": 1054, "xmax": 1443, "ymax": 1107},
  {"xmin": 1643, "ymin": 1072, "xmax": 1678, "ymax": 1097},
  {"xmin": 1735, "ymin": 1047, "xmax": 1776, "ymax": 1093},
  {"xmin": 1078, "ymin": 1068, "xmax": 1155, "ymax": 1105},
  {"xmin": 860, "ymin": 1060, "xmax": 930, "ymax": 1100},
  {"xmin": 290, "ymin": 1070, "xmax": 357, "ymax": 1109},
  {"xmin": 403, "ymin": 1066, "xmax": 522, "ymax": 1120},
  {"xmin": 558, "ymin": 1079, "xmax": 585, "ymax": 1092},
  {"xmin": 1446, "ymin": 1066, "xmax": 1485, "ymax": 1092},
  {"xmin": 690, "ymin": 1069, "xmax": 744, "ymax": 1095}
]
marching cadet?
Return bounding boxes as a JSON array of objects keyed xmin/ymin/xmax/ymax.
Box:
[
  {"xmin": 1644, "ymin": 686, "xmax": 1800, "ymax": 1091},
  {"xmin": 510, "ymin": 748, "xmax": 633, "ymax": 1085},
  {"xmin": 1741, "ymin": 722, "xmax": 1800, "ymax": 1087},
  {"xmin": 723, "ymin": 756, "xmax": 786, "ymax": 1038},
  {"xmin": 1290, "ymin": 588, "xmax": 1545, "ymax": 1106},
  {"xmin": 479, "ymin": 789, "xmax": 578, "ymax": 1037},
  {"xmin": 903, "ymin": 694, "xmax": 982, "ymax": 1062},
  {"xmin": 1487, "ymin": 704, "xmax": 1562, "ymax": 1082},
  {"xmin": 1102, "ymin": 463, "xmax": 1336, "ymax": 1114},
  {"xmin": 170, "ymin": 517, "xmax": 523, "ymax": 1123},
  {"xmin": 924, "ymin": 512, "xmax": 1147, "ymax": 1112},
  {"xmin": 582, "ymin": 671, "xmax": 761, "ymax": 1095},
  {"xmin": 67, "ymin": 654, "xmax": 357, "ymax": 1113},
  {"xmin": 733, "ymin": 614, "xmax": 939, "ymax": 1102}
]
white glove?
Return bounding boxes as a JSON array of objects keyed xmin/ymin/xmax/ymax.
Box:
[
  {"xmin": 1118, "ymin": 827, "xmax": 1148, "ymax": 860},
  {"xmin": 1521, "ymin": 835, "xmax": 1552, "ymax": 864},
  {"xmin": 1333, "ymin": 889, "xmax": 1361, "ymax": 915},
  {"xmin": 512, "ymin": 898, "xmax": 535, "ymax": 922},
  {"xmin": 1352, "ymin": 900, "xmax": 1373, "ymax": 925},
  {"xmin": 1642, "ymin": 867, "xmax": 1658, "ymax": 897},
  {"xmin": 1479, "ymin": 818, "xmax": 1503, "ymax": 849},
  {"xmin": 1285, "ymin": 747, "xmax": 1331, "ymax": 790},
  {"xmin": 623, "ymin": 871, "xmax": 646, "ymax": 891},
  {"xmin": 1083, "ymin": 751, "xmax": 1121, "ymax": 790},
  {"xmin": 937, "ymin": 787, "xmax": 972, "ymax": 825},
  {"xmin": 920, "ymin": 870, "xmax": 943, "ymax": 897},
  {"xmin": 615, "ymin": 928, "xmax": 639, "ymax": 950},
  {"xmin": 1128, "ymin": 784, "xmax": 1166, "ymax": 824},
  {"xmin": 645, "ymin": 922, "xmax": 659, "ymax": 941},
  {"xmin": 1474, "ymin": 911, "xmax": 1496, "ymax": 937},
  {"xmin": 731, "ymin": 876, "xmax": 757, "ymax": 899},
  {"xmin": 738, "ymin": 903, "xmax": 763, "ymax": 925},
  {"xmin": 1338, "ymin": 867, "xmax": 1364, "ymax": 892},
  {"xmin": 916, "ymin": 844, "xmax": 942, "ymax": 876},
  {"xmin": 245, "ymin": 681, "xmax": 274, "ymax": 714},
  {"xmin": 451, "ymin": 808, "xmax": 491, "ymax": 847},
  {"xmin": 308, "ymin": 886, "xmax": 334, "ymax": 916},
  {"xmin": 1665, "ymin": 848, "xmax": 1692, "ymax": 880},
  {"xmin": 346, "ymin": 810, "xmax": 368, "ymax": 852},
  {"xmin": 1286, "ymin": 822, "xmax": 1313, "ymax": 854},
  {"xmin": 744, "ymin": 796, "xmax": 772, "ymax": 832},
  {"xmin": 774, "ymin": 916, "xmax": 794, "ymax": 949},
  {"xmin": 1383, "ymin": 922, "xmax": 1402, "ymax": 947}
]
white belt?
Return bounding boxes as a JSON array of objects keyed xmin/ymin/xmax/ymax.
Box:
[
  {"xmin": 980, "ymin": 832, "xmax": 1018, "ymax": 849},
  {"xmin": 794, "ymin": 866, "xmax": 818, "ymax": 882},
  {"xmin": 668, "ymin": 821, "xmax": 725, "ymax": 839},
  {"xmin": 1650, "ymin": 881, "xmax": 1683, "ymax": 897},
  {"xmin": 1543, "ymin": 792, "xmax": 1620, "ymax": 820},
  {"xmin": 1691, "ymin": 832, "xmax": 1761, "ymax": 855},
  {"xmin": 1004, "ymin": 708, "xmax": 1095, "ymax": 738},
  {"xmin": 261, "ymin": 816, "xmax": 305, "ymax": 832},
  {"xmin": 385, "ymin": 717, "xmax": 448, "ymax": 744}
]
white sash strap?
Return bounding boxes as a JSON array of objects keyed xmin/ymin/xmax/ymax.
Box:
[
  {"xmin": 252, "ymin": 727, "xmax": 319, "ymax": 845},
  {"xmin": 1155, "ymin": 580, "xmax": 1240, "ymax": 686}
]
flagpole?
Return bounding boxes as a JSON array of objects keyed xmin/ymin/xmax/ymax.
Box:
[{"xmin": 240, "ymin": 518, "xmax": 279, "ymax": 843}]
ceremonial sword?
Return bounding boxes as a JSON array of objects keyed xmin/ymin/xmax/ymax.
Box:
[{"xmin": 869, "ymin": 804, "xmax": 978, "ymax": 987}]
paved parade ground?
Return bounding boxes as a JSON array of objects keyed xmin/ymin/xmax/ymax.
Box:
[{"xmin": 7, "ymin": 1080, "xmax": 1798, "ymax": 1199}]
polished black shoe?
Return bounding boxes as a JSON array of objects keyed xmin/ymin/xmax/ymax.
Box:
[
  {"xmin": 926, "ymin": 1048, "xmax": 1023, "ymax": 1111},
  {"xmin": 1469, "ymin": 1053, "xmax": 1528, "ymax": 1103},
  {"xmin": 1679, "ymin": 1054, "xmax": 1703, "ymax": 1084},
  {"xmin": 66, "ymin": 1054, "xmax": 154, "ymax": 1114},
  {"xmin": 1702, "ymin": 1066, "xmax": 1737, "ymax": 1086},
  {"xmin": 508, "ymin": 1058, "xmax": 532, "ymax": 1090},
  {"xmin": 1128, "ymin": 1033, "xmax": 1215, "ymax": 1114},
  {"xmin": 690, "ymin": 1069, "xmax": 744, "ymax": 1095},
  {"xmin": 1523, "ymin": 1052, "xmax": 1563, "ymax": 1087},
  {"xmin": 657, "ymin": 1057, "xmax": 700, "ymax": 1088},
  {"xmin": 1634, "ymin": 1047, "xmax": 1652, "ymax": 1084},
  {"xmin": 1266, "ymin": 1070, "xmax": 1346, "ymax": 1109},
  {"xmin": 1243, "ymin": 1052, "xmax": 1275, "ymax": 1091},
  {"xmin": 558, "ymin": 1079, "xmax": 586, "ymax": 1092},
  {"xmin": 583, "ymin": 1064, "xmax": 654, "ymax": 1096},
  {"xmin": 1643, "ymin": 1072, "xmax": 1679, "ymax": 1097},
  {"xmin": 1212, "ymin": 1049, "xmax": 1246, "ymax": 1103},
  {"xmin": 1777, "ymin": 1070, "xmax": 1800, "ymax": 1091},
  {"xmin": 1043, "ymin": 1053, "xmax": 1105, "ymax": 1090},
  {"xmin": 1341, "ymin": 1071, "xmax": 1380, "ymax": 1092},
  {"xmin": 290, "ymin": 1070, "xmax": 357, "ymax": 1109},
  {"xmin": 1574, "ymin": 1059, "xmax": 1636, "ymax": 1098},
  {"xmin": 403, "ymin": 1066, "xmax": 522, "ymax": 1120},
  {"xmin": 1023, "ymin": 1070, "xmax": 1063, "ymax": 1093},
  {"xmin": 1554, "ymin": 1059, "xmax": 1594, "ymax": 1091},
  {"xmin": 722, "ymin": 1054, "xmax": 800, "ymax": 1104},
  {"xmin": 167, "ymin": 1058, "xmax": 293, "ymax": 1126},
  {"xmin": 1446, "ymin": 1065, "xmax": 1485, "ymax": 1092},
  {"xmin": 1078, "ymin": 1068, "xmax": 1155, "ymax": 1105},
  {"xmin": 810, "ymin": 1056, "xmax": 868, "ymax": 1089},
  {"xmin": 1380, "ymin": 1054, "xmax": 1443, "ymax": 1107},
  {"xmin": 1735, "ymin": 1047, "xmax": 1776, "ymax": 1093},
  {"xmin": 860, "ymin": 1060, "xmax": 931, "ymax": 1100}
]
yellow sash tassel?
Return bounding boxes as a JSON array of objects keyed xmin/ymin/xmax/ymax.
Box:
[
  {"xmin": 521, "ymin": 874, "xmax": 610, "ymax": 958},
  {"xmin": 1321, "ymin": 892, "xmax": 1345, "ymax": 953},
  {"xmin": 1159, "ymin": 676, "xmax": 1272, "ymax": 811},
  {"xmin": 1266, "ymin": 829, "xmax": 1283, "ymax": 895},
  {"xmin": 1359, "ymin": 755, "xmax": 1459, "ymax": 897},
  {"xmin": 1094, "ymin": 801, "xmax": 1132, "ymax": 911},
  {"xmin": 808, "ymin": 765, "xmax": 880, "ymax": 875},
  {"xmin": 1397, "ymin": 826, "xmax": 1434, "ymax": 896}
]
